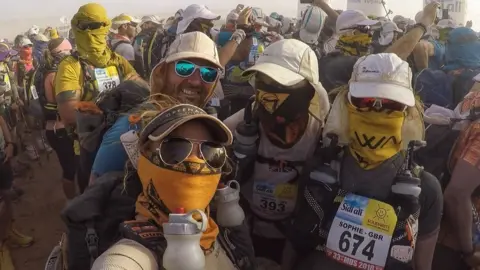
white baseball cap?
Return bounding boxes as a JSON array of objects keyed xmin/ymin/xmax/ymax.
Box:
[
  {"xmin": 252, "ymin": 7, "xmax": 269, "ymax": 27},
  {"xmin": 176, "ymin": 4, "xmax": 220, "ymax": 34},
  {"xmin": 150, "ymin": 31, "xmax": 222, "ymax": 86},
  {"xmin": 336, "ymin": 10, "xmax": 378, "ymax": 33},
  {"xmin": 349, "ymin": 53, "xmax": 415, "ymax": 107},
  {"xmin": 242, "ymin": 39, "xmax": 330, "ymax": 117},
  {"xmin": 226, "ymin": 12, "xmax": 239, "ymax": 22},
  {"xmin": 378, "ymin": 21, "xmax": 403, "ymax": 45},
  {"xmin": 140, "ymin": 15, "xmax": 162, "ymax": 26},
  {"xmin": 18, "ymin": 37, "xmax": 33, "ymax": 47},
  {"xmin": 299, "ymin": 6, "xmax": 325, "ymax": 45}
]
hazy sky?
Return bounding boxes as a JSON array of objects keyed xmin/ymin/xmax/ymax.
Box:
[{"xmin": 0, "ymin": 0, "xmax": 479, "ymax": 39}]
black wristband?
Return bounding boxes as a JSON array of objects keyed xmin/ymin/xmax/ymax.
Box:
[{"xmin": 413, "ymin": 23, "xmax": 427, "ymax": 35}]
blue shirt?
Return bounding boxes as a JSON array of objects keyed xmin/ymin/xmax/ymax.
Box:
[
  {"xmin": 91, "ymin": 116, "xmax": 136, "ymax": 177},
  {"xmin": 428, "ymin": 40, "xmax": 446, "ymax": 70}
]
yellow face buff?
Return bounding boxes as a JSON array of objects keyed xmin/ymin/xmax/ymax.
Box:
[
  {"xmin": 336, "ymin": 33, "xmax": 372, "ymax": 56},
  {"xmin": 347, "ymin": 103, "xmax": 405, "ymax": 170},
  {"xmin": 71, "ymin": 3, "xmax": 112, "ymax": 67},
  {"xmin": 136, "ymin": 154, "xmax": 220, "ymax": 250}
]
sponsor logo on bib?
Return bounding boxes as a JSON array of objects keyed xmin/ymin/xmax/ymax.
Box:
[
  {"xmin": 326, "ymin": 193, "xmax": 397, "ymax": 270},
  {"xmin": 95, "ymin": 66, "xmax": 120, "ymax": 92}
]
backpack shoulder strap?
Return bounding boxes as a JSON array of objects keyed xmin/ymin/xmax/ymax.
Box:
[{"xmin": 120, "ymin": 220, "xmax": 166, "ymax": 253}]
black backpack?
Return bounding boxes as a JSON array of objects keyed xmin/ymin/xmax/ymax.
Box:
[
  {"xmin": 415, "ymin": 108, "xmax": 480, "ymax": 190},
  {"xmin": 143, "ymin": 29, "xmax": 176, "ymax": 77},
  {"xmin": 62, "ymin": 171, "xmax": 142, "ymax": 270},
  {"xmin": 62, "ymin": 170, "xmax": 257, "ymax": 270},
  {"xmin": 75, "ymin": 80, "xmax": 149, "ymax": 193}
]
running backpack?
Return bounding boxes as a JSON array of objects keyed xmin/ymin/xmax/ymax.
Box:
[
  {"xmin": 75, "ymin": 80, "xmax": 149, "ymax": 192},
  {"xmin": 61, "ymin": 171, "xmax": 142, "ymax": 270},
  {"xmin": 109, "ymin": 40, "xmax": 131, "ymax": 53}
]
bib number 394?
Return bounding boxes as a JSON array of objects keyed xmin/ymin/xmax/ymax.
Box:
[
  {"xmin": 95, "ymin": 67, "xmax": 120, "ymax": 92},
  {"xmin": 326, "ymin": 194, "xmax": 397, "ymax": 270}
]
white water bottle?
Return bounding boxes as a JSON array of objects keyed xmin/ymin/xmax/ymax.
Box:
[
  {"xmin": 163, "ymin": 208, "xmax": 208, "ymax": 270},
  {"xmin": 215, "ymin": 180, "xmax": 245, "ymax": 227}
]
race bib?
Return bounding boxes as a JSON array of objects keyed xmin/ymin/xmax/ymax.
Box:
[
  {"xmin": 248, "ymin": 38, "xmax": 260, "ymax": 66},
  {"xmin": 30, "ymin": 85, "xmax": 39, "ymax": 100},
  {"xmin": 326, "ymin": 194, "xmax": 397, "ymax": 270},
  {"xmin": 253, "ymin": 181, "xmax": 297, "ymax": 217},
  {"xmin": 95, "ymin": 66, "xmax": 120, "ymax": 92}
]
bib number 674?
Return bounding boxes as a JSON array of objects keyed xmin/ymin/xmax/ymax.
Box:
[{"xmin": 339, "ymin": 231, "xmax": 375, "ymax": 261}]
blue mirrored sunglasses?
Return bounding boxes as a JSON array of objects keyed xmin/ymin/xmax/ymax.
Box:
[{"xmin": 174, "ymin": 60, "xmax": 219, "ymax": 84}]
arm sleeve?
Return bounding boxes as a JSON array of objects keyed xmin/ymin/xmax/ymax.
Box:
[{"xmin": 223, "ymin": 109, "xmax": 245, "ymax": 134}]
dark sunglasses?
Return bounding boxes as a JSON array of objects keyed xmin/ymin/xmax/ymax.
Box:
[
  {"xmin": 175, "ymin": 60, "xmax": 219, "ymax": 84},
  {"xmin": 350, "ymin": 96, "xmax": 407, "ymax": 112},
  {"xmin": 158, "ymin": 137, "xmax": 226, "ymax": 169},
  {"xmin": 77, "ymin": 21, "xmax": 107, "ymax": 31}
]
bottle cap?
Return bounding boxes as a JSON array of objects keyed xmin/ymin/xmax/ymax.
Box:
[{"xmin": 175, "ymin": 207, "xmax": 185, "ymax": 214}]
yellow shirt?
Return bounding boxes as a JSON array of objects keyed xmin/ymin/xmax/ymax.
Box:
[{"xmin": 54, "ymin": 53, "xmax": 137, "ymax": 104}]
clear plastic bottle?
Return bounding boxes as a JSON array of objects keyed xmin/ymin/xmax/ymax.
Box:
[
  {"xmin": 215, "ymin": 180, "xmax": 245, "ymax": 227},
  {"xmin": 163, "ymin": 208, "xmax": 208, "ymax": 270}
]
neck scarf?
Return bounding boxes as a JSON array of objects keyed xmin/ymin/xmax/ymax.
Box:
[
  {"xmin": 136, "ymin": 154, "xmax": 220, "ymax": 250},
  {"xmin": 336, "ymin": 34, "xmax": 372, "ymax": 56},
  {"xmin": 347, "ymin": 103, "xmax": 405, "ymax": 170},
  {"xmin": 19, "ymin": 47, "xmax": 33, "ymax": 71}
]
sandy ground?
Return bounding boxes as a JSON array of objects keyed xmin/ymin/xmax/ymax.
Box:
[{"xmin": 10, "ymin": 153, "xmax": 66, "ymax": 270}]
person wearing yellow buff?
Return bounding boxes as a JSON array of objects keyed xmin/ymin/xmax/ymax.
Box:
[
  {"xmin": 55, "ymin": 3, "xmax": 141, "ymax": 194},
  {"xmin": 317, "ymin": 0, "xmax": 440, "ymax": 92},
  {"xmin": 290, "ymin": 53, "xmax": 442, "ymax": 270},
  {"xmin": 60, "ymin": 98, "xmax": 255, "ymax": 269},
  {"xmin": 55, "ymin": 2, "xmax": 139, "ymax": 126}
]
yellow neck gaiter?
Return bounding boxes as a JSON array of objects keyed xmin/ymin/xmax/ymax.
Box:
[
  {"xmin": 136, "ymin": 154, "xmax": 220, "ymax": 250},
  {"xmin": 71, "ymin": 4, "xmax": 112, "ymax": 67},
  {"xmin": 336, "ymin": 34, "xmax": 372, "ymax": 56},
  {"xmin": 347, "ymin": 103, "xmax": 405, "ymax": 170}
]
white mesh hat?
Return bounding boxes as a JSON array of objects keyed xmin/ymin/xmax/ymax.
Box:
[
  {"xmin": 242, "ymin": 39, "xmax": 330, "ymax": 120},
  {"xmin": 299, "ymin": 6, "xmax": 325, "ymax": 45},
  {"xmin": 176, "ymin": 4, "xmax": 220, "ymax": 34},
  {"xmin": 349, "ymin": 53, "xmax": 415, "ymax": 106},
  {"xmin": 336, "ymin": 10, "xmax": 378, "ymax": 33},
  {"xmin": 150, "ymin": 31, "xmax": 223, "ymax": 87}
]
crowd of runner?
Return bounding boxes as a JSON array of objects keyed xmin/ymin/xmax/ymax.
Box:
[{"xmin": 0, "ymin": 0, "xmax": 480, "ymax": 269}]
